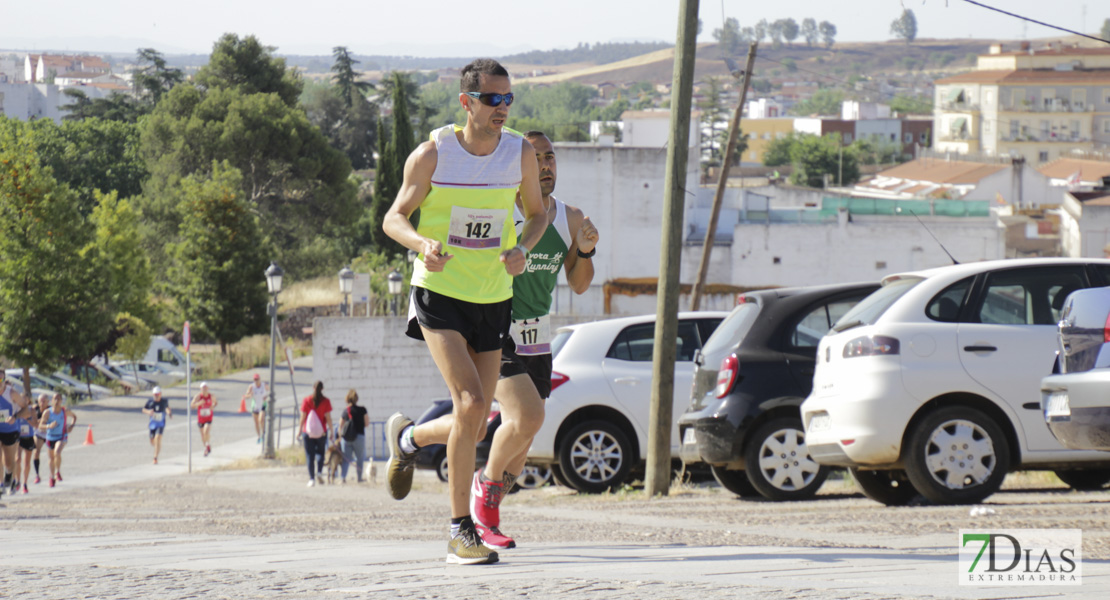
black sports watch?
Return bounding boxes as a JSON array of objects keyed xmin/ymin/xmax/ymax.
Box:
[{"xmin": 576, "ymin": 247, "xmax": 596, "ymax": 259}]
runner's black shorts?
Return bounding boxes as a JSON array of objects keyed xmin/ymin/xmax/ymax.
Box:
[
  {"xmin": 499, "ymin": 337, "xmax": 553, "ymax": 399},
  {"xmin": 406, "ymin": 286, "xmax": 511, "ymax": 353},
  {"xmin": 18, "ymin": 436, "xmax": 36, "ymax": 451},
  {"xmin": 0, "ymin": 430, "xmax": 18, "ymax": 447}
]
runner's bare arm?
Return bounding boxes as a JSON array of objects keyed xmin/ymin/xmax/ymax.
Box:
[
  {"xmin": 562, "ymin": 204, "xmax": 598, "ymax": 294},
  {"xmin": 383, "ymin": 141, "xmax": 453, "ymax": 272},
  {"xmin": 502, "ymin": 138, "xmax": 546, "ymax": 275}
]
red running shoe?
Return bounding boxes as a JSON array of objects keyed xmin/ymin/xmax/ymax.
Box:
[
  {"xmin": 34, "ymin": 476, "xmax": 40, "ymax": 484},
  {"xmin": 50, "ymin": 478, "xmax": 55, "ymax": 488},
  {"xmin": 475, "ymin": 522, "xmax": 516, "ymax": 550},
  {"xmin": 55, "ymin": 472, "xmax": 62, "ymax": 482},
  {"xmin": 22, "ymin": 484, "xmax": 28, "ymax": 494},
  {"xmin": 470, "ymin": 471, "xmax": 514, "ymax": 548}
]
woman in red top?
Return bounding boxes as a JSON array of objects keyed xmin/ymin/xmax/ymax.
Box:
[
  {"xmin": 190, "ymin": 382, "xmax": 218, "ymax": 457},
  {"xmin": 299, "ymin": 381, "xmax": 332, "ymax": 487}
]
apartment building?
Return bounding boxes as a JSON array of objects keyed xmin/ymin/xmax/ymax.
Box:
[{"xmin": 934, "ymin": 43, "xmax": 1110, "ymax": 165}]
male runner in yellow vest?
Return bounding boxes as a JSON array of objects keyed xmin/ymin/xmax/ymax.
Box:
[{"xmin": 382, "ymin": 58, "xmax": 546, "ymax": 565}]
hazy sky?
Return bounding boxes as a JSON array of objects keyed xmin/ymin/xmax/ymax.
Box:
[{"xmin": 3, "ymin": 0, "xmax": 1105, "ymax": 56}]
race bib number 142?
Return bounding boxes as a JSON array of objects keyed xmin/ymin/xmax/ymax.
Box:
[{"xmin": 447, "ymin": 207, "xmax": 507, "ymax": 250}]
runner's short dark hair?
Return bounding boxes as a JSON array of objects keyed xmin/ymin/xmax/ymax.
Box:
[
  {"xmin": 460, "ymin": 59, "xmax": 509, "ymax": 92},
  {"xmin": 523, "ymin": 131, "xmax": 548, "ymax": 140}
]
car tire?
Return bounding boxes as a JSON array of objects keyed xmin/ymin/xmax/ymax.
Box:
[
  {"xmin": 434, "ymin": 449, "xmax": 449, "ymax": 483},
  {"xmin": 710, "ymin": 465, "xmax": 761, "ymax": 497},
  {"xmin": 549, "ymin": 464, "xmax": 572, "ymax": 488},
  {"xmin": 510, "ymin": 465, "xmax": 552, "ymax": 492},
  {"xmin": 558, "ymin": 420, "xmax": 634, "ymax": 493},
  {"xmin": 743, "ymin": 417, "xmax": 830, "ymax": 501},
  {"xmin": 850, "ymin": 468, "xmax": 919, "ymax": 506},
  {"xmin": 1054, "ymin": 468, "xmax": 1110, "ymax": 491},
  {"xmin": 903, "ymin": 407, "xmax": 1010, "ymax": 505}
]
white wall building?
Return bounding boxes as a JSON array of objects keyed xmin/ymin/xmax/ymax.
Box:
[{"xmin": 0, "ymin": 83, "xmax": 114, "ymax": 122}]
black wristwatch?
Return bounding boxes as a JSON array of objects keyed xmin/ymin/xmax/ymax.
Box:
[{"xmin": 576, "ymin": 247, "xmax": 596, "ymax": 259}]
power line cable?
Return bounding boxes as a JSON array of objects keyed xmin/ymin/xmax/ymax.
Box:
[{"xmin": 960, "ymin": 0, "xmax": 1110, "ymax": 45}]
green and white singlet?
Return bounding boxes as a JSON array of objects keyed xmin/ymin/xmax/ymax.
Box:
[
  {"xmin": 410, "ymin": 124, "xmax": 522, "ymax": 304},
  {"xmin": 509, "ymin": 197, "xmax": 572, "ymax": 355}
]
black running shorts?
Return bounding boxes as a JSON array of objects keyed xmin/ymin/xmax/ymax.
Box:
[
  {"xmin": 0, "ymin": 430, "xmax": 18, "ymax": 447},
  {"xmin": 18, "ymin": 436, "xmax": 36, "ymax": 451},
  {"xmin": 499, "ymin": 337, "xmax": 553, "ymax": 399},
  {"xmin": 406, "ymin": 287, "xmax": 511, "ymax": 353}
]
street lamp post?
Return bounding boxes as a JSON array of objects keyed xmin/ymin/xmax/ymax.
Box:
[
  {"xmin": 338, "ymin": 266, "xmax": 354, "ymax": 317},
  {"xmin": 387, "ymin": 269, "xmax": 403, "ymax": 316},
  {"xmin": 264, "ymin": 261, "xmax": 284, "ymax": 459}
]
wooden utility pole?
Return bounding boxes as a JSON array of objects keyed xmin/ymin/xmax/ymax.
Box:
[
  {"xmin": 645, "ymin": 0, "xmax": 699, "ymax": 498},
  {"xmin": 690, "ymin": 42, "xmax": 758, "ymax": 311}
]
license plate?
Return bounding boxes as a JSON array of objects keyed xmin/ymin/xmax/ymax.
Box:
[
  {"xmin": 682, "ymin": 427, "xmax": 697, "ymax": 445},
  {"xmin": 1045, "ymin": 391, "xmax": 1071, "ymax": 419},
  {"xmin": 808, "ymin": 414, "xmax": 831, "ymax": 432}
]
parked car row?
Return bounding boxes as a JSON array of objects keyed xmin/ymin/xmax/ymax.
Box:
[
  {"xmin": 514, "ymin": 258, "xmax": 1110, "ymax": 506},
  {"xmin": 799, "ymin": 258, "xmax": 1110, "ymax": 505}
]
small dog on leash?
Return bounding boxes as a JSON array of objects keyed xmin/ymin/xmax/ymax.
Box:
[{"xmin": 324, "ymin": 441, "xmax": 345, "ymax": 484}]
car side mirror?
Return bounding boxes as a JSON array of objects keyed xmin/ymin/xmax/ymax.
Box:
[{"xmin": 693, "ymin": 349, "xmax": 703, "ymax": 366}]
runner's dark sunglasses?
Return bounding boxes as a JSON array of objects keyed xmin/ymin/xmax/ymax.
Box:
[{"xmin": 464, "ymin": 91, "xmax": 514, "ymax": 107}]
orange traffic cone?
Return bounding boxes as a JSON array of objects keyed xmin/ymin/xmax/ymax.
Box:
[
  {"xmin": 83, "ymin": 425, "xmax": 95, "ymax": 445},
  {"xmin": 239, "ymin": 396, "xmax": 247, "ymax": 413}
]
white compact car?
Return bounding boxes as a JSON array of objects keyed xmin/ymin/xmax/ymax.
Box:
[
  {"xmin": 527, "ymin": 312, "xmax": 726, "ymax": 493},
  {"xmin": 801, "ymin": 258, "xmax": 1110, "ymax": 506}
]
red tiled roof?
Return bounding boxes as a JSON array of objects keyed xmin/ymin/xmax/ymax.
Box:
[
  {"xmin": 876, "ymin": 158, "xmax": 1008, "ymax": 185},
  {"xmin": 937, "ymin": 69, "xmax": 1110, "ymax": 85},
  {"xmin": 1038, "ymin": 157, "xmax": 1110, "ymax": 181}
]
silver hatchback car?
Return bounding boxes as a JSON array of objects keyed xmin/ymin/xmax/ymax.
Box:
[{"xmin": 1042, "ymin": 287, "xmax": 1110, "ymax": 461}]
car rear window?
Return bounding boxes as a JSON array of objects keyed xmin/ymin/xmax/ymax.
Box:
[
  {"xmin": 833, "ymin": 277, "xmax": 922, "ymax": 331},
  {"xmin": 550, "ymin": 329, "xmax": 573, "ymax": 359},
  {"xmin": 699, "ymin": 302, "xmax": 760, "ymax": 367}
]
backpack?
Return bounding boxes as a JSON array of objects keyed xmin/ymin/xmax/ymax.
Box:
[{"xmin": 305, "ymin": 408, "xmax": 325, "ymax": 438}]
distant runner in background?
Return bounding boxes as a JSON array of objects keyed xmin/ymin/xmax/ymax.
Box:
[
  {"xmin": 143, "ymin": 387, "xmax": 171, "ymax": 465},
  {"xmin": 242, "ymin": 374, "xmax": 268, "ymax": 444},
  {"xmin": 39, "ymin": 393, "xmax": 76, "ymax": 485},
  {"xmin": 191, "ymin": 382, "xmax": 218, "ymax": 457},
  {"xmin": 1, "ymin": 375, "xmax": 31, "ymax": 497}
]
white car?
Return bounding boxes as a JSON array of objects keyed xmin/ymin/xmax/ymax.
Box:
[
  {"xmin": 111, "ymin": 361, "xmax": 185, "ymax": 387},
  {"xmin": 49, "ymin": 371, "xmax": 113, "ymax": 399},
  {"xmin": 527, "ymin": 312, "xmax": 727, "ymax": 493},
  {"xmin": 801, "ymin": 258, "xmax": 1110, "ymax": 506}
]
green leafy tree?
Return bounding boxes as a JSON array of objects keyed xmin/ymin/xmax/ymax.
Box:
[
  {"xmin": 90, "ymin": 190, "xmax": 154, "ymax": 322},
  {"xmin": 789, "ymin": 134, "xmax": 859, "ymax": 187},
  {"xmin": 0, "ymin": 118, "xmax": 113, "ymax": 383},
  {"xmin": 851, "ymin": 137, "xmax": 905, "ymax": 166},
  {"xmin": 132, "ymin": 48, "xmax": 184, "ymax": 106},
  {"xmin": 755, "ymin": 19, "xmax": 769, "ymax": 42},
  {"xmin": 29, "ymin": 117, "xmax": 146, "ymax": 215},
  {"xmin": 139, "ymin": 34, "xmax": 359, "ymax": 277},
  {"xmin": 768, "ymin": 20, "xmax": 785, "ymax": 49},
  {"xmin": 301, "ymin": 79, "xmax": 379, "ymax": 170},
  {"xmin": 763, "ymin": 132, "xmax": 801, "ymax": 167},
  {"xmin": 331, "ymin": 46, "xmax": 374, "ymax": 108},
  {"xmin": 115, "ymin": 313, "xmax": 152, "ymax": 385},
  {"xmin": 369, "ymin": 119, "xmax": 397, "ymax": 254},
  {"xmin": 194, "ymin": 34, "xmax": 302, "ymax": 106},
  {"xmin": 698, "ymin": 77, "xmax": 728, "ymax": 174},
  {"xmin": 780, "ymin": 18, "xmax": 800, "ymax": 46},
  {"xmin": 60, "ymin": 89, "xmax": 144, "ymax": 123},
  {"xmin": 169, "ymin": 162, "xmax": 269, "ymax": 354},
  {"xmin": 713, "ymin": 17, "xmax": 743, "ymax": 57},
  {"xmin": 789, "ymin": 89, "xmax": 845, "ymax": 116},
  {"xmin": 891, "ymin": 9, "xmax": 918, "ymax": 44},
  {"xmin": 819, "ymin": 21, "xmax": 838, "ymax": 49},
  {"xmin": 801, "ymin": 18, "xmax": 819, "ymax": 46},
  {"xmin": 890, "ymin": 95, "xmax": 933, "ymax": 115}
]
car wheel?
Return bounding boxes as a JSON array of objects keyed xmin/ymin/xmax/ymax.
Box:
[
  {"xmin": 558, "ymin": 420, "xmax": 634, "ymax": 493},
  {"xmin": 511, "ymin": 465, "xmax": 552, "ymax": 492},
  {"xmin": 903, "ymin": 407, "xmax": 1010, "ymax": 505},
  {"xmin": 743, "ymin": 417, "xmax": 830, "ymax": 501},
  {"xmin": 710, "ymin": 465, "xmax": 761, "ymax": 497},
  {"xmin": 1054, "ymin": 468, "xmax": 1110, "ymax": 491},
  {"xmin": 549, "ymin": 464, "xmax": 572, "ymax": 488},
  {"xmin": 850, "ymin": 468, "xmax": 919, "ymax": 506},
  {"xmin": 434, "ymin": 449, "xmax": 449, "ymax": 483}
]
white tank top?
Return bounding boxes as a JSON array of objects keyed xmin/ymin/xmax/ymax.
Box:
[{"xmin": 250, "ymin": 382, "xmax": 266, "ymax": 401}]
